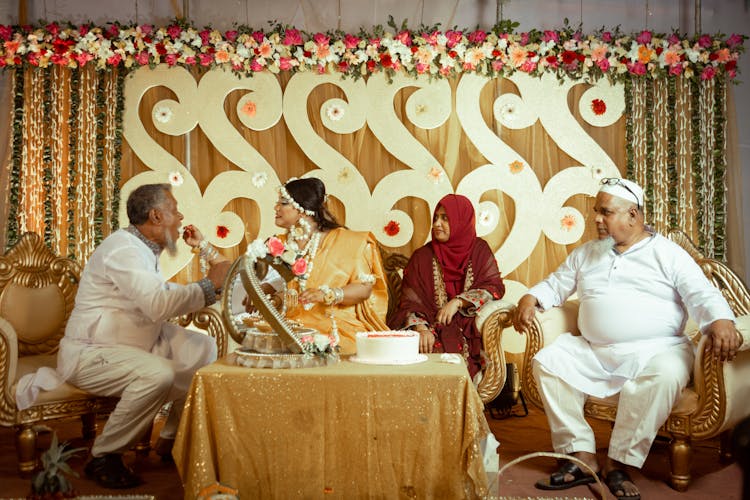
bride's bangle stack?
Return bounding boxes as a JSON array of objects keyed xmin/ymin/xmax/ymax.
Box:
[
  {"xmin": 192, "ymin": 240, "xmax": 220, "ymax": 274},
  {"xmin": 319, "ymin": 285, "xmax": 344, "ymax": 306}
]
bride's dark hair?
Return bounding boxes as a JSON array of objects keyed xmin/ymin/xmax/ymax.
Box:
[{"xmin": 284, "ymin": 178, "xmax": 341, "ymax": 231}]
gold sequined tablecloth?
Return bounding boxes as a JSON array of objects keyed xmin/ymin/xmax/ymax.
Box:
[{"xmin": 173, "ymin": 354, "xmax": 490, "ymax": 499}]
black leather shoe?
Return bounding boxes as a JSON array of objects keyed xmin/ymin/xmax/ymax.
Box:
[{"xmin": 84, "ymin": 454, "xmax": 141, "ymax": 489}]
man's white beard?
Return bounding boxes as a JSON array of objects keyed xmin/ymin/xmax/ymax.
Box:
[
  {"xmin": 164, "ymin": 231, "xmax": 178, "ymax": 257},
  {"xmin": 591, "ymin": 235, "xmax": 615, "ymax": 258}
]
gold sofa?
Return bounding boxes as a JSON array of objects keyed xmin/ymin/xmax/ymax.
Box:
[
  {"xmin": 502, "ymin": 230, "xmax": 750, "ymax": 491},
  {"xmin": 0, "ymin": 232, "xmax": 228, "ymax": 474}
]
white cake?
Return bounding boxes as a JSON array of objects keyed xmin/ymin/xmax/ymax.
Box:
[{"xmin": 353, "ymin": 330, "xmax": 421, "ymax": 364}]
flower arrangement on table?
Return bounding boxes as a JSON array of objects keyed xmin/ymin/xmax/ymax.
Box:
[{"xmin": 244, "ymin": 237, "xmax": 340, "ymax": 361}]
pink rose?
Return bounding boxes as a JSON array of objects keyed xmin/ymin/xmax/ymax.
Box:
[
  {"xmin": 698, "ymin": 34, "xmax": 712, "ymax": 48},
  {"xmin": 668, "ymin": 33, "xmax": 681, "ymax": 46},
  {"xmin": 468, "ymin": 30, "xmax": 487, "ymax": 44},
  {"xmin": 395, "ymin": 30, "xmax": 412, "ymax": 46},
  {"xmin": 542, "ymin": 30, "xmax": 559, "ymax": 43},
  {"xmin": 165, "ymin": 53, "xmax": 178, "ymax": 66},
  {"xmin": 225, "ymin": 30, "xmax": 238, "ymax": 43},
  {"xmin": 313, "ymin": 32, "xmax": 330, "ymax": 46},
  {"xmin": 726, "ymin": 34, "xmax": 744, "ymax": 49},
  {"xmin": 267, "ymin": 237, "xmax": 285, "ymax": 257},
  {"xmin": 596, "ymin": 58, "xmax": 610, "ymax": 72},
  {"xmin": 252, "ymin": 31, "xmax": 265, "ymax": 44},
  {"xmin": 291, "ymin": 258, "xmax": 308, "ymax": 276},
  {"xmin": 199, "ymin": 53, "xmax": 214, "ymax": 66},
  {"xmin": 701, "ymin": 66, "xmax": 716, "ymax": 80},
  {"xmin": 519, "ymin": 32, "xmax": 530, "ymax": 45},
  {"xmin": 445, "ymin": 30, "xmax": 463, "ymax": 48},
  {"xmin": 283, "ymin": 29, "xmax": 303, "ymax": 46},
  {"xmin": 279, "ymin": 57, "xmax": 293, "ymax": 70},
  {"xmin": 636, "ymin": 30, "xmax": 652, "ymax": 45},
  {"xmin": 669, "ymin": 64, "xmax": 683, "ymax": 76},
  {"xmin": 198, "ymin": 29, "xmax": 211, "ymax": 46},
  {"xmin": 601, "ymin": 32, "xmax": 613, "ymax": 43},
  {"xmin": 167, "ymin": 25, "xmax": 182, "ymax": 39},
  {"xmin": 343, "ymin": 34, "xmax": 361, "ymax": 49}
]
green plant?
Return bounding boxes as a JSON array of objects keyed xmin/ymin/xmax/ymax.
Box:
[{"xmin": 29, "ymin": 433, "xmax": 85, "ymax": 500}]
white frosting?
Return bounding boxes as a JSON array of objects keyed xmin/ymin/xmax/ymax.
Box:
[{"xmin": 354, "ymin": 330, "xmax": 420, "ymax": 364}]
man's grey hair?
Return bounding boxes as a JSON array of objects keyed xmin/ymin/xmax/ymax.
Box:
[{"xmin": 126, "ymin": 183, "xmax": 172, "ymax": 225}]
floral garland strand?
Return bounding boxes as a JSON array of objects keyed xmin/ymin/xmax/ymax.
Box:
[
  {"xmin": 42, "ymin": 68, "xmax": 53, "ymax": 246},
  {"xmin": 0, "ymin": 20, "xmax": 744, "ymax": 84},
  {"xmin": 666, "ymin": 75, "xmax": 677, "ymax": 230},
  {"xmin": 5, "ymin": 68, "xmax": 24, "ymax": 250},
  {"xmin": 712, "ymin": 76, "xmax": 727, "ymax": 260},
  {"xmin": 110, "ymin": 68, "xmax": 125, "ymax": 231},
  {"xmin": 94, "ymin": 69, "xmax": 105, "ymax": 246},
  {"xmin": 644, "ymin": 80, "xmax": 655, "ymax": 221},
  {"xmin": 66, "ymin": 67, "xmax": 80, "ymax": 259},
  {"xmin": 624, "ymin": 79, "xmax": 634, "ymax": 181},
  {"xmin": 690, "ymin": 79, "xmax": 705, "ymax": 254}
]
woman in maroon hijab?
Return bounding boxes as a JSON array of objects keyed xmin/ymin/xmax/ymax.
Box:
[{"xmin": 387, "ymin": 194, "xmax": 505, "ymax": 378}]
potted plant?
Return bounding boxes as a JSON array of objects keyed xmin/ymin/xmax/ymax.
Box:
[{"xmin": 28, "ymin": 432, "xmax": 85, "ymax": 500}]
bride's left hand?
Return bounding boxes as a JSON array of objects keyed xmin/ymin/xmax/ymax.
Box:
[{"xmin": 299, "ymin": 288, "xmax": 324, "ymax": 306}]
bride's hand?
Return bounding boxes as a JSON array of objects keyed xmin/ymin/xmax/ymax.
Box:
[
  {"xmin": 299, "ymin": 288, "xmax": 324, "ymax": 306},
  {"xmin": 182, "ymin": 224, "xmax": 204, "ymax": 248}
]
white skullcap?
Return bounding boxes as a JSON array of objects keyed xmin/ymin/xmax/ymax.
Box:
[{"xmin": 599, "ymin": 178, "xmax": 644, "ymax": 208}]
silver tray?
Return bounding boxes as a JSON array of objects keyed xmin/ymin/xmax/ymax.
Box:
[{"xmin": 229, "ymin": 348, "xmax": 335, "ymax": 369}]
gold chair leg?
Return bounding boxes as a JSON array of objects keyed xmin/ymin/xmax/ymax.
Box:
[
  {"xmin": 720, "ymin": 429, "xmax": 734, "ymax": 464},
  {"xmin": 81, "ymin": 412, "xmax": 97, "ymax": 440},
  {"xmin": 16, "ymin": 424, "xmax": 37, "ymax": 475},
  {"xmin": 669, "ymin": 435, "xmax": 692, "ymax": 491},
  {"xmin": 134, "ymin": 421, "xmax": 153, "ymax": 459}
]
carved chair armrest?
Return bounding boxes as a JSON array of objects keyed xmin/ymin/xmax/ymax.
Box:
[
  {"xmin": 690, "ymin": 314, "xmax": 750, "ymax": 438},
  {"xmin": 0, "ymin": 317, "xmax": 19, "ymax": 419},
  {"xmin": 476, "ymin": 300, "xmax": 514, "ymax": 405},
  {"xmin": 170, "ymin": 304, "xmax": 229, "ymax": 358}
]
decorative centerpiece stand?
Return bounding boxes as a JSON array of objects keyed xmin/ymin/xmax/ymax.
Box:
[{"xmin": 221, "ymin": 240, "xmax": 339, "ymax": 369}]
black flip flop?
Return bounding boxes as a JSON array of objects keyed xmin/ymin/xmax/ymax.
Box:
[
  {"xmin": 535, "ymin": 459, "xmax": 597, "ymax": 490},
  {"xmin": 604, "ymin": 469, "xmax": 641, "ymax": 500},
  {"xmin": 85, "ymin": 454, "xmax": 142, "ymax": 489}
]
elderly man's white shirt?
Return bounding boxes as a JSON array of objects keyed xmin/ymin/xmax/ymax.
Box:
[
  {"xmin": 15, "ymin": 229, "xmax": 206, "ymax": 409},
  {"xmin": 530, "ymin": 233, "xmax": 734, "ymax": 398}
]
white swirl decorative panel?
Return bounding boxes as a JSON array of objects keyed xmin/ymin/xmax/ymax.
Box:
[{"xmin": 123, "ymin": 66, "xmax": 624, "ymax": 279}]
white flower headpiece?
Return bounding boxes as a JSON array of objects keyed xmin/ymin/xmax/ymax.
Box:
[{"xmin": 278, "ymin": 177, "xmax": 317, "ymax": 217}]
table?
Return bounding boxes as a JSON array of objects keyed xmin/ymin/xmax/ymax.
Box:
[{"xmin": 173, "ymin": 354, "xmax": 490, "ymax": 499}]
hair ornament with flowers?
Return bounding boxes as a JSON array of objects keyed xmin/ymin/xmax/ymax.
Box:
[{"xmin": 278, "ymin": 177, "xmax": 316, "ymax": 217}]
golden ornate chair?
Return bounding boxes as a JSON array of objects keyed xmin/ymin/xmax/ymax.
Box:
[
  {"xmin": 0, "ymin": 232, "xmax": 230, "ymax": 474},
  {"xmin": 502, "ymin": 230, "xmax": 750, "ymax": 491}
]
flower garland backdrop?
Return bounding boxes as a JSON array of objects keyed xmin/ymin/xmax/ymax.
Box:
[{"xmin": 1, "ymin": 19, "xmax": 744, "ymax": 276}]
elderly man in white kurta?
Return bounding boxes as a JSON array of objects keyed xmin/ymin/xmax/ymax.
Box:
[
  {"xmin": 15, "ymin": 183, "xmax": 231, "ymax": 489},
  {"xmin": 513, "ymin": 178, "xmax": 742, "ymax": 500}
]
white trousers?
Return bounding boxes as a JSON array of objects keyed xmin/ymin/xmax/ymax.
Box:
[
  {"xmin": 532, "ymin": 342, "xmax": 693, "ymax": 468},
  {"xmin": 68, "ymin": 324, "xmax": 216, "ymax": 457}
]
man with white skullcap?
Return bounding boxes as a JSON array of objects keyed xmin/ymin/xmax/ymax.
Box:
[{"xmin": 513, "ymin": 177, "xmax": 742, "ymax": 499}]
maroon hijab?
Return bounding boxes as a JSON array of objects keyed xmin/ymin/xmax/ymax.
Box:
[{"xmin": 431, "ymin": 194, "xmax": 477, "ymax": 297}]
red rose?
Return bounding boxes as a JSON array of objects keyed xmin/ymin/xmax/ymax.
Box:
[{"xmin": 216, "ymin": 225, "xmax": 229, "ymax": 238}]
